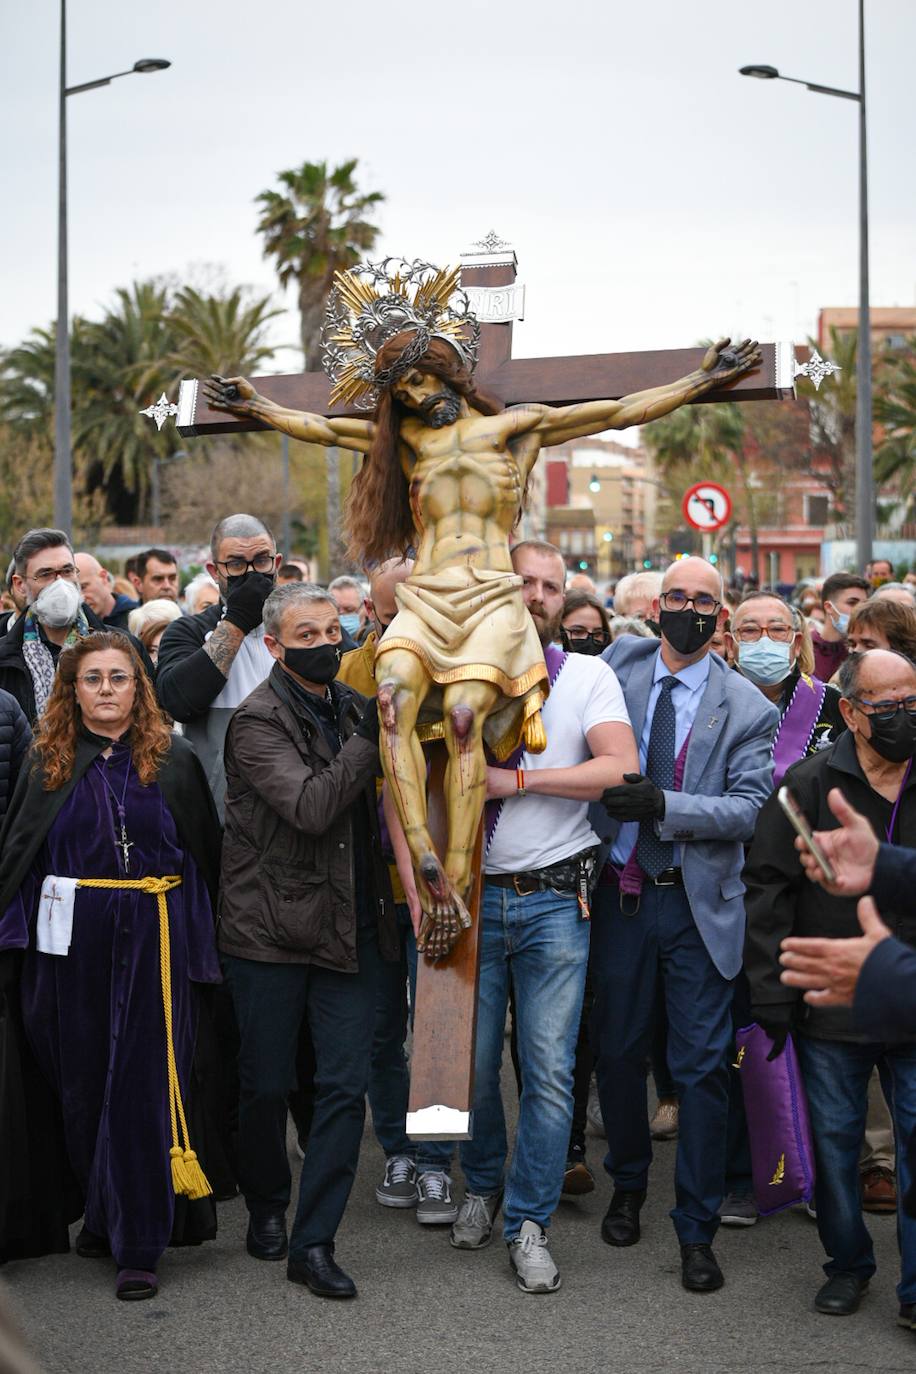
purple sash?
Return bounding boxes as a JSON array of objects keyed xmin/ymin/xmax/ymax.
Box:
[
  {"xmin": 735, "ymin": 1023, "xmax": 815, "ymax": 1214},
  {"xmin": 484, "ymin": 642, "xmax": 567, "ymax": 851},
  {"xmin": 772, "ymin": 674, "xmax": 827, "ymax": 788}
]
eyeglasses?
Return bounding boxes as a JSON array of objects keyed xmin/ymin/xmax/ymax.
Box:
[
  {"xmin": 849, "ymin": 695, "xmax": 916, "ymax": 721},
  {"xmin": 29, "ymin": 564, "xmax": 77, "ymax": 585},
  {"xmin": 564, "ymin": 629, "xmax": 610, "ymax": 648},
  {"xmin": 76, "ymin": 671, "xmax": 136, "ymax": 692},
  {"xmin": 732, "ymin": 623, "xmax": 796, "ymax": 644},
  {"xmin": 660, "ymin": 590, "xmax": 721, "ymax": 616},
  {"xmin": 214, "ymin": 553, "xmax": 276, "ymax": 577}
]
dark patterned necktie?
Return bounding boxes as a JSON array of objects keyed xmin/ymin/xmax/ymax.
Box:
[{"xmin": 636, "ymin": 675, "xmax": 679, "ymax": 878}]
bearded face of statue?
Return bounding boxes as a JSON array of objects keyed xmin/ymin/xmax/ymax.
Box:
[{"xmin": 391, "ymin": 369, "xmax": 462, "ymax": 428}]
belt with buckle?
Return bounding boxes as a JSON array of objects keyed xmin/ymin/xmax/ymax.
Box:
[
  {"xmin": 487, "ymin": 871, "xmax": 550, "ymax": 896},
  {"xmin": 651, "ymin": 867, "xmax": 683, "ymax": 887}
]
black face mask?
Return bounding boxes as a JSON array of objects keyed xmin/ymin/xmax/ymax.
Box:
[
  {"xmin": 658, "ymin": 607, "xmax": 718, "ymax": 657},
  {"xmin": 280, "ymin": 641, "xmax": 342, "ymax": 685},
  {"xmin": 866, "ymin": 710, "xmax": 916, "ymax": 763},
  {"xmin": 561, "ymin": 629, "xmax": 609, "ymax": 657}
]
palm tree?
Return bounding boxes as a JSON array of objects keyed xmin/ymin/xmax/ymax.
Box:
[
  {"xmin": 255, "ymin": 159, "xmax": 385, "ymax": 575},
  {"xmin": 140, "ymin": 284, "xmax": 281, "ymax": 395},
  {"xmin": 874, "ymin": 341, "xmax": 916, "ymax": 511}
]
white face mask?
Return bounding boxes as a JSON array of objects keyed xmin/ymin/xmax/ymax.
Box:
[{"xmin": 32, "ymin": 578, "xmax": 81, "ymax": 629}]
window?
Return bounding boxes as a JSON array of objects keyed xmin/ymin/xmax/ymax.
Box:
[{"xmin": 804, "ymin": 494, "xmax": 829, "ymax": 527}]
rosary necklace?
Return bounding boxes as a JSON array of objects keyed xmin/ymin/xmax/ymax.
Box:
[{"xmin": 94, "ymin": 753, "xmax": 134, "ymax": 873}]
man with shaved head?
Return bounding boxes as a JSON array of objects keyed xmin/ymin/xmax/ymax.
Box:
[
  {"xmin": 74, "ymin": 552, "xmax": 138, "ymax": 631},
  {"xmin": 744, "ymin": 649, "xmax": 916, "ymax": 1325},
  {"xmin": 591, "ymin": 557, "xmax": 777, "ymax": 1293},
  {"xmin": 156, "ymin": 512, "xmax": 281, "ymax": 816}
]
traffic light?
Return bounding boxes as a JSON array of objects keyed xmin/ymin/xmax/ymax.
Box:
[
  {"xmin": 709, "ymin": 553, "xmax": 719, "ymax": 565},
  {"xmin": 643, "ymin": 559, "xmax": 652, "ymax": 569},
  {"xmin": 578, "ymin": 560, "xmax": 589, "ymax": 571}
]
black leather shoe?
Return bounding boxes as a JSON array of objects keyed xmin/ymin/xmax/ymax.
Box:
[
  {"xmin": 75, "ymin": 1226, "xmax": 111, "ymax": 1259},
  {"xmin": 681, "ymin": 1243, "xmax": 724, "ymax": 1292},
  {"xmin": 287, "ymin": 1245, "xmax": 356, "ymax": 1299},
  {"xmin": 246, "ymin": 1211, "xmax": 288, "ymax": 1261},
  {"xmin": 601, "ymin": 1189, "xmax": 646, "ymax": 1247},
  {"xmin": 814, "ymin": 1273, "xmax": 868, "ymax": 1315}
]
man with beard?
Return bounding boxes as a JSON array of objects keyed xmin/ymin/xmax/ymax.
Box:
[
  {"xmin": 744, "ymin": 650, "xmax": 916, "ymax": 1327},
  {"xmin": 590, "ymin": 557, "xmax": 777, "ymax": 1293},
  {"xmin": 156, "ymin": 514, "xmax": 280, "ymax": 818},
  {"xmin": 441, "ymin": 540, "xmax": 636, "ymax": 1292},
  {"xmin": 205, "ymin": 258, "xmax": 758, "ymax": 956}
]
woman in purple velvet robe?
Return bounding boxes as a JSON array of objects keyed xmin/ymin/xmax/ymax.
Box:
[{"xmin": 0, "ymin": 633, "xmax": 222, "ymax": 1301}]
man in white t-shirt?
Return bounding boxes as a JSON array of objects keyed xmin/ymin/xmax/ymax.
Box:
[{"xmin": 448, "ymin": 539, "xmax": 638, "ymax": 1295}]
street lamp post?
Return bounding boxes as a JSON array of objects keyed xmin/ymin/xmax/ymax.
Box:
[
  {"xmin": 55, "ymin": 0, "xmax": 169, "ymax": 534},
  {"xmin": 739, "ymin": 0, "xmax": 872, "ymax": 569}
]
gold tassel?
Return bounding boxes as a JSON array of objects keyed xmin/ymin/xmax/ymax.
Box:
[{"xmin": 77, "ymin": 875, "xmax": 212, "ymax": 1201}]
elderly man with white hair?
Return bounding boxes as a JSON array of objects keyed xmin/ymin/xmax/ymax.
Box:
[{"xmin": 613, "ymin": 570, "xmax": 663, "ymax": 622}]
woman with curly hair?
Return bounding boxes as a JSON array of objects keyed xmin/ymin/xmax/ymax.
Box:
[{"xmin": 0, "ymin": 633, "xmax": 223, "ymax": 1301}]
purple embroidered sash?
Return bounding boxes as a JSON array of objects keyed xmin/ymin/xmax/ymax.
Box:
[
  {"xmin": 484, "ymin": 642, "xmax": 567, "ymax": 851},
  {"xmin": 618, "ymin": 729, "xmax": 692, "ymax": 895},
  {"xmin": 772, "ymin": 674, "xmax": 827, "ymax": 788}
]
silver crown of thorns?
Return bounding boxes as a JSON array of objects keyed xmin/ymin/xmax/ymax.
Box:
[{"xmin": 321, "ymin": 258, "xmax": 480, "ymax": 411}]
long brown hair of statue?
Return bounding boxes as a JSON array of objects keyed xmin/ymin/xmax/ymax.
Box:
[
  {"xmin": 34, "ymin": 631, "xmax": 171, "ymax": 790},
  {"xmin": 345, "ymin": 333, "xmax": 504, "ymax": 566}
]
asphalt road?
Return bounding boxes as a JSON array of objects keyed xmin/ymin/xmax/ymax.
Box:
[{"xmin": 3, "ymin": 1092, "xmax": 913, "ymax": 1374}]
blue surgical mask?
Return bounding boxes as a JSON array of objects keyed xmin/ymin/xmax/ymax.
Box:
[
  {"xmin": 826, "ymin": 602, "xmax": 849, "ymax": 635},
  {"xmin": 738, "ymin": 638, "xmax": 793, "ymax": 687},
  {"xmin": 339, "ymin": 612, "xmax": 361, "ymax": 636}
]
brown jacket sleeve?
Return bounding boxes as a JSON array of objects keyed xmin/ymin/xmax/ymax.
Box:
[{"xmin": 225, "ymin": 705, "xmax": 378, "ymax": 836}]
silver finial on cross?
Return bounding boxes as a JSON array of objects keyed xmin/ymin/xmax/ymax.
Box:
[
  {"xmin": 794, "ymin": 349, "xmax": 841, "ymax": 392},
  {"xmin": 139, "ymin": 393, "xmax": 179, "ymax": 430},
  {"xmin": 470, "ymin": 230, "xmax": 513, "ymax": 254}
]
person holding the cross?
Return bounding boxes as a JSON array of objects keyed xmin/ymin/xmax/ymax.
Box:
[{"xmin": 205, "ymin": 257, "xmax": 760, "ymax": 954}]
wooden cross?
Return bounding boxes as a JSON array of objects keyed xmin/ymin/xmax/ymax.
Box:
[{"xmin": 172, "ymin": 233, "xmax": 800, "ymax": 1141}]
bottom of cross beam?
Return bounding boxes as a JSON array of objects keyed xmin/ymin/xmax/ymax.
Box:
[{"xmin": 406, "ymin": 1105, "xmax": 472, "ymax": 1141}]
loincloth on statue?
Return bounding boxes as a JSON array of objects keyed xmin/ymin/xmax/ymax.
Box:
[{"xmin": 374, "ymin": 566, "xmax": 549, "ymax": 760}]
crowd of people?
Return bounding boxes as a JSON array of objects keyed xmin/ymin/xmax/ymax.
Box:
[{"xmin": 1, "ymin": 519, "xmax": 916, "ymax": 1333}]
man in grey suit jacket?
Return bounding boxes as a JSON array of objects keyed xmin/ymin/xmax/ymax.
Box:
[{"xmin": 590, "ymin": 556, "xmax": 777, "ymax": 1293}]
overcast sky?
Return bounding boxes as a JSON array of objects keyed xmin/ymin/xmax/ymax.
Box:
[{"xmin": 3, "ymin": 0, "xmax": 914, "ymax": 379}]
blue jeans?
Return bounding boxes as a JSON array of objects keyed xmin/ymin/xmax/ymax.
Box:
[
  {"xmin": 590, "ymin": 881, "xmax": 734, "ymax": 1245},
  {"xmin": 368, "ymin": 904, "xmax": 414, "ymax": 1159},
  {"xmin": 796, "ymin": 1034, "xmax": 916, "ymax": 1303},
  {"xmin": 459, "ymin": 883, "xmax": 590, "ymax": 1240}
]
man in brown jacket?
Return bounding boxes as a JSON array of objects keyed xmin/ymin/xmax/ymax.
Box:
[{"xmin": 219, "ymin": 582, "xmax": 395, "ymax": 1300}]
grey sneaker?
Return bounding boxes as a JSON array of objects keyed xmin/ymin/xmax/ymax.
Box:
[
  {"xmin": 450, "ymin": 1191, "xmax": 503, "ymax": 1249},
  {"xmin": 586, "ymin": 1086, "xmax": 606, "ymax": 1138},
  {"xmin": 508, "ymin": 1220, "xmax": 561, "ymax": 1294},
  {"xmin": 649, "ymin": 1097, "xmax": 679, "ymax": 1141},
  {"xmin": 375, "ymin": 1154, "xmax": 418, "ymax": 1208},
  {"xmin": 415, "ymin": 1170, "xmax": 458, "ymax": 1225},
  {"xmin": 718, "ymin": 1192, "xmax": 759, "ymax": 1227}
]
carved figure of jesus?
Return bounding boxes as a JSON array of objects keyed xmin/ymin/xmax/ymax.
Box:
[{"xmin": 205, "ymin": 331, "xmax": 759, "ymax": 958}]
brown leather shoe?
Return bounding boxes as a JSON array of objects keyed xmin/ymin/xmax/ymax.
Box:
[{"xmin": 861, "ymin": 1167, "xmax": 896, "ymax": 1213}]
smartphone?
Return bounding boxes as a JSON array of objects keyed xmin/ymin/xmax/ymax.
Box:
[{"xmin": 777, "ymin": 786, "xmax": 836, "ymax": 884}]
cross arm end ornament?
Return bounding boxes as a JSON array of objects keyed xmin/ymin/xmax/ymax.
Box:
[
  {"xmin": 139, "ymin": 393, "xmax": 179, "ymax": 430},
  {"xmin": 793, "ymin": 348, "xmax": 841, "ymax": 392}
]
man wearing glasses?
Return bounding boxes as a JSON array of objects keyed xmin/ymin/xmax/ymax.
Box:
[
  {"xmin": 590, "ymin": 557, "xmax": 777, "ymax": 1293},
  {"xmin": 744, "ymin": 649, "xmax": 916, "ymax": 1323},
  {"xmin": 0, "ymin": 528, "xmax": 151, "ymax": 722},
  {"xmin": 157, "ymin": 513, "xmax": 280, "ymax": 817}
]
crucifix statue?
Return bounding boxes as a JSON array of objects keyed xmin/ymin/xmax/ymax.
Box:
[{"xmin": 172, "ymin": 234, "xmax": 798, "ymax": 1137}]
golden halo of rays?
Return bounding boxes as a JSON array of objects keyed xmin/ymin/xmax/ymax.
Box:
[{"xmin": 327, "ymin": 262, "xmax": 466, "ymax": 409}]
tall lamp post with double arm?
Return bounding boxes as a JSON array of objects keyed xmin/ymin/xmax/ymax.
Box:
[
  {"xmin": 740, "ymin": 0, "xmax": 872, "ymax": 569},
  {"xmin": 55, "ymin": 0, "xmax": 170, "ymax": 533}
]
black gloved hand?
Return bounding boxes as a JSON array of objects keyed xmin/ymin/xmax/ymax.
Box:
[
  {"xmin": 223, "ymin": 572, "xmax": 275, "ymax": 634},
  {"xmin": 751, "ymin": 1004, "xmax": 794, "ymax": 1061},
  {"xmin": 355, "ymin": 696, "xmax": 379, "ymax": 743},
  {"xmin": 600, "ymin": 772, "xmax": 665, "ymax": 822}
]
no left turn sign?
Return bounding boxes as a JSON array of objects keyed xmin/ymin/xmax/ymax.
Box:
[{"xmin": 681, "ymin": 481, "xmax": 732, "ymax": 532}]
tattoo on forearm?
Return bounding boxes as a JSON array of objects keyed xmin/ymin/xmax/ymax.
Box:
[{"xmin": 204, "ymin": 620, "xmax": 244, "ymax": 678}]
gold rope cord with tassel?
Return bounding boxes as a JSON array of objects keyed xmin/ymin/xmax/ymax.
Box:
[{"xmin": 75, "ymin": 875, "xmax": 212, "ymax": 1200}]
